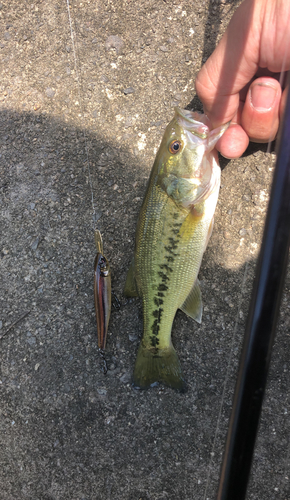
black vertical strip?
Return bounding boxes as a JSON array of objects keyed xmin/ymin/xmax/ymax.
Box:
[{"xmin": 217, "ymin": 82, "xmax": 290, "ymax": 500}]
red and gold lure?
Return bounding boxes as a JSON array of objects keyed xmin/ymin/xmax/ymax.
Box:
[{"xmin": 94, "ymin": 230, "xmax": 111, "ymax": 350}]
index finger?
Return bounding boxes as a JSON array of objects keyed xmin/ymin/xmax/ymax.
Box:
[{"xmin": 195, "ymin": 0, "xmax": 263, "ymax": 127}]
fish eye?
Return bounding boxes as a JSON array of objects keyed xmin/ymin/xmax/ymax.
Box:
[{"xmin": 169, "ymin": 140, "xmax": 182, "ymax": 154}]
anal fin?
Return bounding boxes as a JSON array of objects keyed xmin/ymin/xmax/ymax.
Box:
[{"xmin": 180, "ymin": 279, "xmax": 203, "ymax": 324}]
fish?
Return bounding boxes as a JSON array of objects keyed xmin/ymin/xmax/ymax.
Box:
[
  {"xmin": 124, "ymin": 107, "xmax": 229, "ymax": 391},
  {"xmin": 94, "ymin": 229, "xmax": 111, "ymax": 350}
]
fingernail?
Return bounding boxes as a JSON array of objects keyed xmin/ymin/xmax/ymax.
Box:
[
  {"xmin": 220, "ymin": 153, "xmax": 233, "ymax": 159},
  {"xmin": 250, "ymin": 83, "xmax": 277, "ymax": 111}
]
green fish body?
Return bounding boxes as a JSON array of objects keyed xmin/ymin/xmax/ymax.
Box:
[{"xmin": 125, "ymin": 108, "xmax": 229, "ymax": 390}]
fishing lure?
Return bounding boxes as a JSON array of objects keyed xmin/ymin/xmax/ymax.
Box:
[{"xmin": 94, "ymin": 229, "xmax": 111, "ymax": 350}]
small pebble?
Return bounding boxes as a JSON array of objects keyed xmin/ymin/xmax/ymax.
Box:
[
  {"xmin": 31, "ymin": 237, "xmax": 40, "ymax": 250},
  {"xmin": 97, "ymin": 388, "xmax": 107, "ymax": 396},
  {"xmin": 45, "ymin": 88, "xmax": 55, "ymax": 98},
  {"xmin": 124, "ymin": 117, "xmax": 134, "ymax": 128},
  {"xmin": 123, "ymin": 87, "xmax": 135, "ymax": 95},
  {"xmin": 105, "ymin": 416, "xmax": 114, "ymax": 424},
  {"xmin": 100, "ymin": 74, "xmax": 109, "ymax": 83},
  {"xmin": 105, "ymin": 35, "xmax": 124, "ymax": 54},
  {"xmin": 120, "ymin": 372, "xmax": 131, "ymax": 384}
]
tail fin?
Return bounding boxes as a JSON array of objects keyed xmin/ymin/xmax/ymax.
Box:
[{"xmin": 133, "ymin": 343, "xmax": 186, "ymax": 392}]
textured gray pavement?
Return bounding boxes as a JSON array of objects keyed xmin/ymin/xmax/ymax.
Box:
[{"xmin": 0, "ymin": 1, "xmax": 289, "ymax": 499}]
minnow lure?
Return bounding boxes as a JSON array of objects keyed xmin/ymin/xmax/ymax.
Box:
[{"xmin": 94, "ymin": 229, "xmax": 111, "ymax": 350}]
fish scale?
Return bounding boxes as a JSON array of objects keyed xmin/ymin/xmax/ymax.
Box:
[
  {"xmin": 138, "ymin": 184, "xmax": 216, "ymax": 351},
  {"xmin": 124, "ymin": 107, "xmax": 229, "ymax": 390}
]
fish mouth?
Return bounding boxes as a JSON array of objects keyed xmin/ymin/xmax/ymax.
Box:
[{"xmin": 174, "ymin": 107, "xmax": 210, "ymax": 139}]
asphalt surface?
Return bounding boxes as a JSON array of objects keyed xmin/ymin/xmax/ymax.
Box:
[{"xmin": 0, "ymin": 1, "xmax": 289, "ymax": 499}]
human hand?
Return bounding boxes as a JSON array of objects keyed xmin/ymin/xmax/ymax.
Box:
[{"xmin": 195, "ymin": 0, "xmax": 290, "ymax": 159}]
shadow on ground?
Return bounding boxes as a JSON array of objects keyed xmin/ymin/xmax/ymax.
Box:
[{"xmin": 0, "ymin": 108, "xmax": 290, "ymax": 499}]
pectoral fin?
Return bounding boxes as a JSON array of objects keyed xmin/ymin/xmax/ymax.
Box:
[
  {"xmin": 205, "ymin": 217, "xmax": 214, "ymax": 247},
  {"xmin": 180, "ymin": 279, "xmax": 202, "ymax": 324},
  {"xmin": 124, "ymin": 257, "xmax": 139, "ymax": 297}
]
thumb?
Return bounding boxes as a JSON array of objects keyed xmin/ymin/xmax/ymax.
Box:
[{"xmin": 241, "ymin": 77, "xmax": 281, "ymax": 142}]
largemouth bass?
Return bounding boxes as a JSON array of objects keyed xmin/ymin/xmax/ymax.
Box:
[
  {"xmin": 94, "ymin": 229, "xmax": 111, "ymax": 350},
  {"xmin": 124, "ymin": 108, "xmax": 229, "ymax": 391}
]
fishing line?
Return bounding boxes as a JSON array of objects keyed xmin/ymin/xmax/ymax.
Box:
[
  {"xmin": 65, "ymin": 0, "xmax": 108, "ymax": 370},
  {"xmin": 65, "ymin": 0, "xmax": 97, "ymax": 229},
  {"xmin": 203, "ymin": 262, "xmax": 249, "ymax": 500}
]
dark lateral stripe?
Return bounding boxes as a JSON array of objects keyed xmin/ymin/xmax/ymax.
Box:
[
  {"xmin": 168, "ymin": 237, "xmax": 178, "ymax": 248},
  {"xmin": 152, "ymin": 308, "xmax": 163, "ymax": 320},
  {"xmin": 158, "ymin": 283, "xmax": 168, "ymax": 291},
  {"xmin": 159, "ymin": 264, "xmax": 173, "ymax": 273},
  {"xmin": 158, "ymin": 271, "xmax": 170, "ymax": 281},
  {"xmin": 149, "ymin": 217, "xmax": 182, "ymax": 348},
  {"xmin": 164, "ymin": 246, "xmax": 178, "ymax": 256},
  {"xmin": 150, "ymin": 335, "xmax": 160, "ymax": 346}
]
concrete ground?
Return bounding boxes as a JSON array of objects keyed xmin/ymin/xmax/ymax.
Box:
[{"xmin": 0, "ymin": 0, "xmax": 289, "ymax": 499}]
